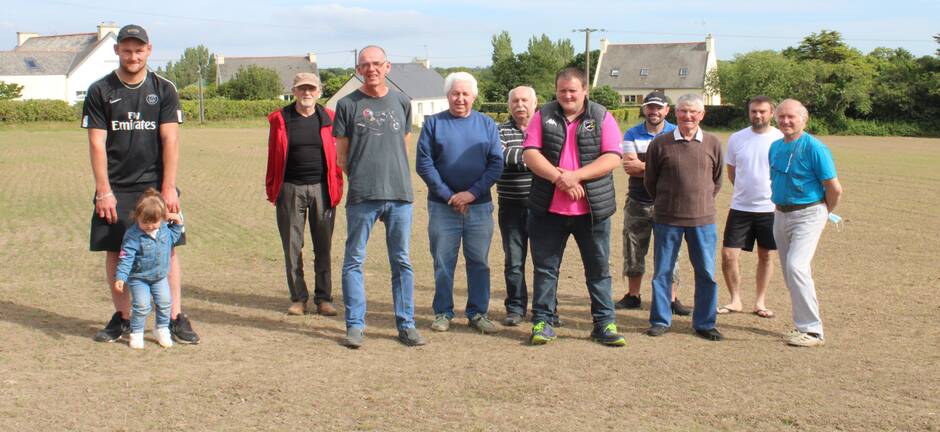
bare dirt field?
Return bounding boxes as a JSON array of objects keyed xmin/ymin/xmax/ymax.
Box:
[{"xmin": 0, "ymin": 124, "xmax": 937, "ymax": 431}]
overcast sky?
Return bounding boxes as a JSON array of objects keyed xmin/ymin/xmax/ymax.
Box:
[{"xmin": 2, "ymin": 0, "xmax": 937, "ymax": 68}]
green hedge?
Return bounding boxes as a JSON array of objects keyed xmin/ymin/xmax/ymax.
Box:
[
  {"xmin": 181, "ymin": 99, "xmax": 285, "ymax": 121},
  {"xmin": 0, "ymin": 100, "xmax": 80, "ymax": 122}
]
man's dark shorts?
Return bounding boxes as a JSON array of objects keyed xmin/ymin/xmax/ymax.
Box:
[
  {"xmin": 89, "ymin": 185, "xmax": 186, "ymax": 252},
  {"xmin": 722, "ymin": 209, "xmax": 775, "ymax": 252}
]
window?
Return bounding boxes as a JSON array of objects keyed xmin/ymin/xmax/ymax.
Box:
[
  {"xmin": 610, "ymin": 68, "xmax": 620, "ymax": 77},
  {"xmin": 417, "ymin": 102, "xmax": 424, "ymax": 115},
  {"xmin": 678, "ymin": 67, "xmax": 689, "ymax": 77},
  {"xmin": 24, "ymin": 57, "xmax": 39, "ymax": 71},
  {"xmin": 622, "ymin": 94, "xmax": 638, "ymax": 103},
  {"xmin": 75, "ymin": 90, "xmax": 87, "ymax": 100},
  {"xmin": 639, "ymin": 68, "xmax": 649, "ymax": 76}
]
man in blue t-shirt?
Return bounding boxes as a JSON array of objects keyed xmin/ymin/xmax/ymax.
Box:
[
  {"xmin": 616, "ymin": 92, "xmax": 689, "ymax": 316},
  {"xmin": 769, "ymin": 99, "xmax": 842, "ymax": 348}
]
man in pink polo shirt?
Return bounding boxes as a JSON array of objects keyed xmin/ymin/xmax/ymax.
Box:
[{"xmin": 522, "ymin": 67, "xmax": 625, "ymax": 346}]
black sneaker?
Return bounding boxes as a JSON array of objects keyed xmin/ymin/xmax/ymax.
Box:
[
  {"xmin": 696, "ymin": 328, "xmax": 724, "ymax": 341},
  {"xmin": 551, "ymin": 316, "xmax": 566, "ymax": 328},
  {"xmin": 671, "ymin": 299, "xmax": 692, "ymax": 316},
  {"xmin": 615, "ymin": 294, "xmax": 642, "ymax": 309},
  {"xmin": 170, "ymin": 312, "xmax": 200, "ymax": 344},
  {"xmin": 93, "ymin": 311, "xmax": 129, "ymax": 342}
]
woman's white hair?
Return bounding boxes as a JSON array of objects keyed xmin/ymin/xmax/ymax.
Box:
[{"xmin": 444, "ymin": 71, "xmax": 478, "ymax": 97}]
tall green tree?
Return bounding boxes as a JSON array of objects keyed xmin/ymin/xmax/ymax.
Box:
[
  {"xmin": 159, "ymin": 45, "xmax": 217, "ymax": 89},
  {"xmin": 218, "ymin": 65, "xmax": 282, "ymax": 100},
  {"xmin": 567, "ymin": 49, "xmax": 600, "ymax": 87},
  {"xmin": 0, "ymin": 80, "xmax": 23, "ymax": 100}
]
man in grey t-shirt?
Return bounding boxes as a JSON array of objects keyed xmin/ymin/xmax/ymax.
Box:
[{"xmin": 333, "ymin": 45, "xmax": 424, "ymax": 348}]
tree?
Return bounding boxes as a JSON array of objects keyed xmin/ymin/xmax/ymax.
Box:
[
  {"xmin": 935, "ymin": 34, "xmax": 940, "ymax": 56},
  {"xmin": 0, "ymin": 81, "xmax": 23, "ymax": 100},
  {"xmin": 218, "ymin": 65, "xmax": 282, "ymax": 100},
  {"xmin": 784, "ymin": 30, "xmax": 859, "ymax": 63},
  {"xmin": 158, "ymin": 45, "xmax": 217, "ymax": 89},
  {"xmin": 320, "ymin": 68, "xmax": 353, "ymax": 99},
  {"xmin": 567, "ymin": 49, "xmax": 599, "ymax": 87},
  {"xmin": 590, "ymin": 85, "xmax": 620, "ymax": 108}
]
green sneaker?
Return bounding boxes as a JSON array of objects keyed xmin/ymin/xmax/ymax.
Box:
[
  {"xmin": 530, "ymin": 320, "xmax": 556, "ymax": 345},
  {"xmin": 591, "ymin": 323, "xmax": 626, "ymax": 347},
  {"xmin": 430, "ymin": 314, "xmax": 451, "ymax": 332}
]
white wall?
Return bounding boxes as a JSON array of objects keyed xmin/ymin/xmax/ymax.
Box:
[
  {"xmin": 67, "ymin": 39, "xmax": 118, "ymax": 104},
  {"xmin": 0, "ymin": 74, "xmax": 67, "ymax": 100},
  {"xmin": 412, "ymin": 97, "xmax": 447, "ymax": 127}
]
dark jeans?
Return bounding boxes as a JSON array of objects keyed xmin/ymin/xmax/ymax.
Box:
[
  {"xmin": 276, "ymin": 182, "xmax": 334, "ymax": 304},
  {"xmin": 499, "ymin": 201, "xmax": 528, "ymax": 316},
  {"xmin": 528, "ymin": 212, "xmax": 616, "ymax": 327}
]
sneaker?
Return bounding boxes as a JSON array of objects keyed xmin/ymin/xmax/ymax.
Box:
[
  {"xmin": 591, "ymin": 323, "xmax": 626, "ymax": 347},
  {"xmin": 695, "ymin": 328, "xmax": 724, "ymax": 341},
  {"xmin": 129, "ymin": 332, "xmax": 144, "ymax": 350},
  {"xmin": 788, "ymin": 332, "xmax": 824, "ymax": 347},
  {"xmin": 430, "ymin": 314, "xmax": 451, "ymax": 332},
  {"xmin": 551, "ymin": 316, "xmax": 566, "ymax": 328},
  {"xmin": 469, "ymin": 314, "xmax": 499, "ymax": 334},
  {"xmin": 615, "ymin": 294, "xmax": 642, "ymax": 309},
  {"xmin": 169, "ymin": 312, "xmax": 200, "ymax": 345},
  {"xmin": 93, "ymin": 311, "xmax": 129, "ymax": 342},
  {"xmin": 154, "ymin": 327, "xmax": 174, "ymax": 348},
  {"xmin": 397, "ymin": 328, "xmax": 427, "ymax": 347},
  {"xmin": 287, "ymin": 301, "xmax": 306, "ymax": 316},
  {"xmin": 530, "ymin": 321, "xmax": 556, "ymax": 345},
  {"xmin": 671, "ymin": 299, "xmax": 692, "ymax": 316},
  {"xmin": 646, "ymin": 325, "xmax": 669, "ymax": 337},
  {"xmin": 502, "ymin": 313, "xmax": 524, "ymax": 327},
  {"xmin": 344, "ymin": 327, "xmax": 364, "ymax": 349}
]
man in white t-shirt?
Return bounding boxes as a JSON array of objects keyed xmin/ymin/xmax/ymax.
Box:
[{"xmin": 719, "ymin": 96, "xmax": 784, "ymax": 318}]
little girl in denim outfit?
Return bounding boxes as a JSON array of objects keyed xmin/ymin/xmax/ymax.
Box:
[{"xmin": 114, "ymin": 189, "xmax": 184, "ymax": 349}]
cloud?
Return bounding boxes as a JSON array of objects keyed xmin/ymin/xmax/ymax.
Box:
[{"xmin": 292, "ymin": 4, "xmax": 438, "ymax": 38}]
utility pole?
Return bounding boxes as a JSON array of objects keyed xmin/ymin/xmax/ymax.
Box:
[
  {"xmin": 573, "ymin": 28, "xmax": 604, "ymax": 96},
  {"xmin": 196, "ymin": 62, "xmax": 207, "ymax": 124}
]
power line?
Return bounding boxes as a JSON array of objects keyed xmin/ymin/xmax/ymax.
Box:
[{"xmin": 604, "ymin": 29, "xmax": 933, "ymax": 44}]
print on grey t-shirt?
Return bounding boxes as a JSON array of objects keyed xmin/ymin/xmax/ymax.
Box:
[{"xmin": 333, "ymin": 90, "xmax": 414, "ymax": 205}]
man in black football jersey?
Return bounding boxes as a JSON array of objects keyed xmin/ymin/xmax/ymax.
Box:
[{"xmin": 82, "ymin": 24, "xmax": 199, "ymax": 344}]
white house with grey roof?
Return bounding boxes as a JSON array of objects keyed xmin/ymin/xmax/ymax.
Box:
[
  {"xmin": 0, "ymin": 22, "xmax": 119, "ymax": 104},
  {"xmin": 325, "ymin": 61, "xmax": 447, "ymax": 127},
  {"xmin": 593, "ymin": 35, "xmax": 720, "ymax": 105},
  {"xmin": 215, "ymin": 54, "xmax": 318, "ymax": 99}
]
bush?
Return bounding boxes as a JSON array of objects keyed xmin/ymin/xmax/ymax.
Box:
[
  {"xmin": 180, "ymin": 98, "xmax": 285, "ymax": 122},
  {"xmin": 0, "ymin": 100, "xmax": 75, "ymax": 122},
  {"xmin": 478, "ymin": 102, "xmax": 508, "ymax": 113}
]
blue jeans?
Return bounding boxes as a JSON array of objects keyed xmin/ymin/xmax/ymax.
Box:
[
  {"xmin": 428, "ymin": 200, "xmax": 494, "ymax": 319},
  {"xmin": 498, "ymin": 201, "xmax": 528, "ymax": 316},
  {"xmin": 341, "ymin": 200, "xmax": 415, "ymax": 330},
  {"xmin": 128, "ymin": 277, "xmax": 171, "ymax": 333},
  {"xmin": 528, "ymin": 212, "xmax": 616, "ymax": 327},
  {"xmin": 650, "ymin": 223, "xmax": 719, "ymax": 330}
]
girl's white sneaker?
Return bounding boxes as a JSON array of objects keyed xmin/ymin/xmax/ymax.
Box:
[
  {"xmin": 129, "ymin": 332, "xmax": 145, "ymax": 349},
  {"xmin": 154, "ymin": 327, "xmax": 173, "ymax": 348}
]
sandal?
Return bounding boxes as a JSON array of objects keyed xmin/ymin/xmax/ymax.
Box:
[
  {"xmin": 754, "ymin": 308, "xmax": 775, "ymax": 318},
  {"xmin": 717, "ymin": 305, "xmax": 742, "ymax": 314}
]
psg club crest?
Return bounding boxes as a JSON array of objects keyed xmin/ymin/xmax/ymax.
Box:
[{"xmin": 146, "ymin": 94, "xmax": 159, "ymax": 105}]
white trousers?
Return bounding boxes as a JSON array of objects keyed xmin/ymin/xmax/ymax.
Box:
[{"xmin": 773, "ymin": 204, "xmax": 828, "ymax": 337}]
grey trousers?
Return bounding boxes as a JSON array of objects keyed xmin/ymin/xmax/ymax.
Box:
[
  {"xmin": 276, "ymin": 182, "xmax": 335, "ymax": 304},
  {"xmin": 773, "ymin": 203, "xmax": 827, "ymax": 337}
]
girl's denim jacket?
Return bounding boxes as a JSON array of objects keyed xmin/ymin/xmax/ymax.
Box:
[{"xmin": 115, "ymin": 221, "xmax": 183, "ymax": 282}]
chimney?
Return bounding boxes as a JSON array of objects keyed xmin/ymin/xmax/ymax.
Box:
[
  {"xmin": 416, "ymin": 58, "xmax": 430, "ymax": 69},
  {"xmin": 599, "ymin": 37, "xmax": 609, "ymax": 55},
  {"xmin": 17, "ymin": 32, "xmax": 39, "ymax": 47},
  {"xmin": 215, "ymin": 54, "xmax": 224, "ymax": 65},
  {"xmin": 307, "ymin": 52, "xmax": 317, "ymax": 63},
  {"xmin": 705, "ymin": 33, "xmax": 714, "ymax": 53},
  {"xmin": 97, "ymin": 21, "xmax": 119, "ymax": 41}
]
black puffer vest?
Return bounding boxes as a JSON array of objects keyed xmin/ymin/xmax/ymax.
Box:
[{"xmin": 527, "ymin": 100, "xmax": 617, "ymax": 221}]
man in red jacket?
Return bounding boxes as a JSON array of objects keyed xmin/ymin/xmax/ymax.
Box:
[{"xmin": 266, "ymin": 72, "xmax": 344, "ymax": 316}]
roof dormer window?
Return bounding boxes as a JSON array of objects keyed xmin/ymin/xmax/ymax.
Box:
[
  {"xmin": 639, "ymin": 68, "xmax": 649, "ymax": 76},
  {"xmin": 678, "ymin": 67, "xmax": 689, "ymax": 77},
  {"xmin": 610, "ymin": 68, "xmax": 620, "ymax": 77}
]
